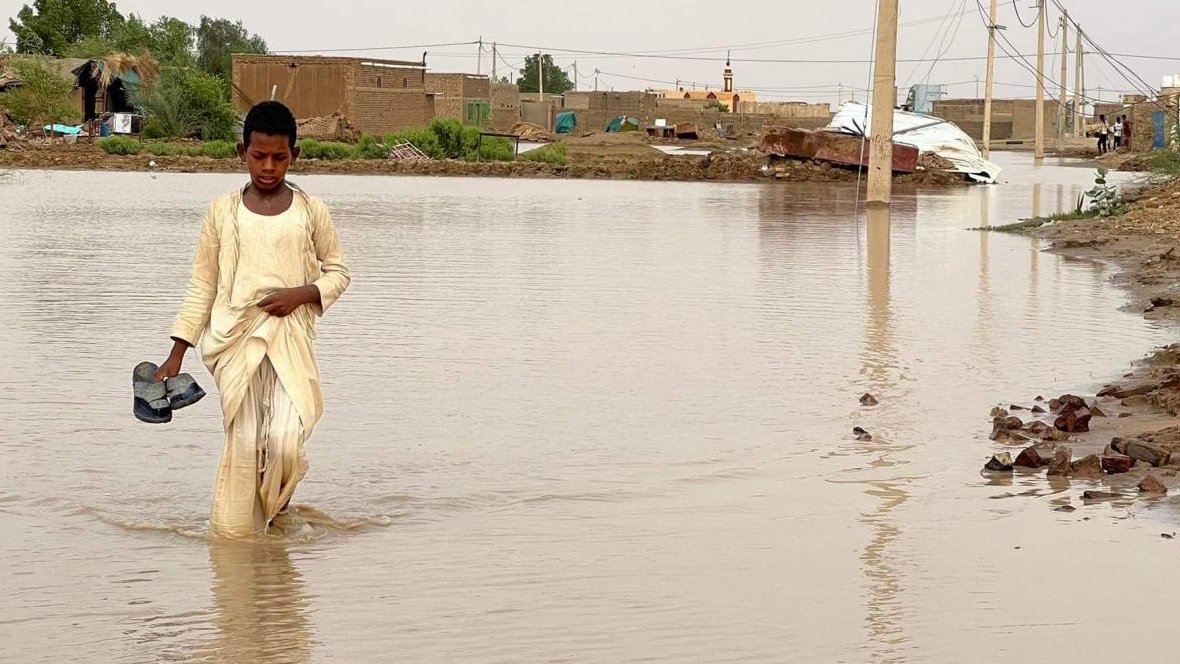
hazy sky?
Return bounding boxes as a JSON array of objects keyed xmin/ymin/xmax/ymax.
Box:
[{"xmin": 4, "ymin": 0, "xmax": 1177, "ymax": 105}]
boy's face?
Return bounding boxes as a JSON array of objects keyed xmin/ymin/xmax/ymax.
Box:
[{"xmin": 238, "ymin": 132, "xmax": 300, "ymax": 192}]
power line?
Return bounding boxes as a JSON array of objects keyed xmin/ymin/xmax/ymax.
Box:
[
  {"xmin": 271, "ymin": 40, "xmax": 478, "ymax": 54},
  {"xmin": 1012, "ymin": 0, "xmax": 1037, "ymax": 28}
]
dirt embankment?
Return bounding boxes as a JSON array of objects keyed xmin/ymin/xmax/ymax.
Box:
[
  {"xmin": 0, "ymin": 138, "xmax": 971, "ymax": 186},
  {"xmin": 980, "ymin": 174, "xmax": 1180, "ymax": 501}
]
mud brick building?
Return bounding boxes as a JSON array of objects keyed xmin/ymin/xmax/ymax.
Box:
[
  {"xmin": 425, "ymin": 73, "xmax": 491, "ymax": 126},
  {"xmin": 931, "ymin": 98, "xmax": 1056, "ymax": 141},
  {"xmin": 232, "ymin": 54, "xmax": 431, "ymax": 135}
]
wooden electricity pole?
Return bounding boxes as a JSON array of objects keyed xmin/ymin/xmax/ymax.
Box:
[
  {"xmin": 1074, "ymin": 27, "xmax": 1083, "ymax": 137},
  {"xmin": 477, "ymin": 36, "xmax": 483, "ymax": 76},
  {"xmin": 1058, "ymin": 13, "xmax": 1068, "ymax": 152},
  {"xmin": 982, "ymin": 0, "xmax": 999, "ymax": 158},
  {"xmin": 1034, "ymin": 0, "xmax": 1047, "ymax": 159},
  {"xmin": 867, "ymin": 0, "xmax": 899, "ymax": 205}
]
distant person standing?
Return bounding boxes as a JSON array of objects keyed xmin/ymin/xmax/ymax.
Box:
[
  {"xmin": 1121, "ymin": 114, "xmax": 1132, "ymax": 151},
  {"xmin": 1097, "ymin": 114, "xmax": 1109, "ymax": 155},
  {"xmin": 1113, "ymin": 116, "xmax": 1124, "ymax": 150}
]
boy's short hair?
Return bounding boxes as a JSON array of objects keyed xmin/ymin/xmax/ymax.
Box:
[{"xmin": 243, "ymin": 101, "xmax": 298, "ymax": 148}]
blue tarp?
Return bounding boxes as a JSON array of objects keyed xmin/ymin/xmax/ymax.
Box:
[
  {"xmin": 555, "ymin": 112, "xmax": 577, "ymax": 134},
  {"xmin": 44, "ymin": 124, "xmax": 83, "ymax": 135}
]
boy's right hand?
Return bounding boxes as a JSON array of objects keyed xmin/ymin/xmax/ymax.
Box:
[{"xmin": 154, "ymin": 356, "xmax": 183, "ymax": 382}]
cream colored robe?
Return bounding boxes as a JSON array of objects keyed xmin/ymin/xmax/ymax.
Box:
[{"xmin": 171, "ymin": 188, "xmax": 350, "ymax": 535}]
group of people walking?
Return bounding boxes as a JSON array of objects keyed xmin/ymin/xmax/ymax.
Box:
[{"xmin": 1096, "ymin": 114, "xmax": 1130, "ymax": 155}]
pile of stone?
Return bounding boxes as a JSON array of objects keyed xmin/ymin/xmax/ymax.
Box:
[{"xmin": 982, "ymin": 393, "xmax": 1171, "ymax": 494}]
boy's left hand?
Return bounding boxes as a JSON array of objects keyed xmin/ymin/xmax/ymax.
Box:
[{"xmin": 259, "ymin": 286, "xmax": 317, "ymax": 317}]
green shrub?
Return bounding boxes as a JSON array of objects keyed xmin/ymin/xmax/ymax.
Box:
[
  {"xmin": 143, "ymin": 142, "xmax": 178, "ymax": 156},
  {"xmin": 99, "ymin": 136, "xmax": 143, "ymax": 155},
  {"xmin": 471, "ymin": 134, "xmax": 514, "ymax": 161},
  {"xmin": 297, "ymin": 139, "xmax": 356, "ymax": 160},
  {"xmin": 356, "ymin": 134, "xmax": 389, "ymax": 159},
  {"xmin": 429, "ymin": 118, "xmax": 467, "ymax": 158},
  {"xmin": 520, "ymin": 142, "xmax": 567, "ymax": 164},
  {"xmin": 201, "ymin": 140, "xmax": 238, "ymax": 159},
  {"xmin": 132, "ymin": 69, "xmax": 237, "ymax": 141}
]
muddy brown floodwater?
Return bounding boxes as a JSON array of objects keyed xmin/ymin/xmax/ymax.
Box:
[{"xmin": 1, "ymin": 152, "xmax": 1177, "ymax": 662}]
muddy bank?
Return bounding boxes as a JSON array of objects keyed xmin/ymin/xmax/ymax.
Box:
[
  {"xmin": 0, "ymin": 143, "xmax": 970, "ymax": 185},
  {"xmin": 981, "ymin": 174, "xmax": 1180, "ymax": 501}
]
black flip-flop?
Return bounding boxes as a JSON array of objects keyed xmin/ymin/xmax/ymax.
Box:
[
  {"xmin": 133, "ymin": 361, "xmax": 172, "ymax": 424},
  {"xmin": 166, "ymin": 374, "xmax": 206, "ymax": 410}
]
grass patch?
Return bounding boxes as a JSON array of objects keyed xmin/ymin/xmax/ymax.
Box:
[
  {"xmin": 298, "ymin": 139, "xmax": 356, "ymax": 160},
  {"xmin": 201, "ymin": 140, "xmax": 238, "ymax": 159},
  {"xmin": 98, "ymin": 136, "xmax": 142, "ymax": 155},
  {"xmin": 972, "ymin": 210, "xmax": 1101, "ymax": 233},
  {"xmin": 1145, "ymin": 150, "xmax": 1180, "ymax": 175},
  {"xmin": 520, "ymin": 142, "xmax": 568, "ymax": 164}
]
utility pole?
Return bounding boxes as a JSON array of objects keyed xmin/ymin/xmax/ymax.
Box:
[
  {"xmin": 538, "ymin": 52, "xmax": 544, "ymax": 101},
  {"xmin": 594, "ymin": 68, "xmax": 599, "ymax": 92},
  {"xmin": 573, "ymin": 61, "xmax": 578, "ymax": 92},
  {"xmin": 1057, "ymin": 13, "xmax": 1068, "ymax": 152},
  {"xmin": 1034, "ymin": 0, "xmax": 1046, "ymax": 159},
  {"xmin": 982, "ymin": 0, "xmax": 1000, "ymax": 158},
  {"xmin": 477, "ymin": 36, "xmax": 483, "ymax": 76},
  {"xmin": 491, "ymin": 42, "xmax": 497, "ymax": 82},
  {"xmin": 1073, "ymin": 27, "xmax": 1083, "ymax": 137},
  {"xmin": 867, "ymin": 0, "xmax": 899, "ymax": 205}
]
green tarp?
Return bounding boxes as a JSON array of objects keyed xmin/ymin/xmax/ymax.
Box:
[
  {"xmin": 555, "ymin": 112, "xmax": 577, "ymax": 134},
  {"xmin": 606, "ymin": 116, "xmax": 640, "ymax": 133}
]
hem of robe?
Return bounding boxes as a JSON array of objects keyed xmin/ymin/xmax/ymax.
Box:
[{"xmin": 210, "ymin": 356, "xmax": 312, "ymax": 539}]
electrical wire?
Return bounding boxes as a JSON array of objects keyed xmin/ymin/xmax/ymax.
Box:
[
  {"xmin": 1012, "ymin": 0, "xmax": 1037, "ymax": 28},
  {"xmin": 901, "ymin": 0, "xmax": 964, "ymax": 88},
  {"xmin": 272, "ymin": 40, "xmax": 478, "ymax": 54}
]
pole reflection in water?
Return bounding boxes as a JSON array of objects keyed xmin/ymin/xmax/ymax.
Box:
[
  {"xmin": 857, "ymin": 205, "xmax": 911, "ymax": 662},
  {"xmin": 203, "ymin": 540, "xmax": 313, "ymax": 664}
]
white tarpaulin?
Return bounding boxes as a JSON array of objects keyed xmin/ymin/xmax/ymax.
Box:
[{"xmin": 826, "ymin": 102, "xmax": 1002, "ymax": 184}]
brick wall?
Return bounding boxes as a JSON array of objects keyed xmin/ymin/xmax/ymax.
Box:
[
  {"xmin": 426, "ymin": 73, "xmax": 491, "ymax": 123},
  {"xmin": 353, "ymin": 90, "xmax": 430, "ymax": 134},
  {"xmin": 931, "ymin": 98, "xmax": 1054, "ymax": 140},
  {"xmin": 491, "ymin": 83, "xmax": 520, "ymax": 131},
  {"xmin": 232, "ymin": 55, "xmax": 350, "ymax": 117}
]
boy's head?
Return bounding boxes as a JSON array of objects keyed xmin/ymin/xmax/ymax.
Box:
[{"xmin": 238, "ymin": 101, "xmax": 300, "ymax": 193}]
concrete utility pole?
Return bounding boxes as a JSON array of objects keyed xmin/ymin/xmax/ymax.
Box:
[
  {"xmin": 492, "ymin": 42, "xmax": 497, "ymax": 81},
  {"xmin": 573, "ymin": 61, "xmax": 578, "ymax": 92},
  {"xmin": 594, "ymin": 68, "xmax": 600, "ymax": 92},
  {"xmin": 1035, "ymin": 0, "xmax": 1047, "ymax": 159},
  {"xmin": 982, "ymin": 0, "xmax": 999, "ymax": 158},
  {"xmin": 1058, "ymin": 13, "xmax": 1068, "ymax": 151},
  {"xmin": 1074, "ymin": 27, "xmax": 1083, "ymax": 137},
  {"xmin": 477, "ymin": 36, "xmax": 483, "ymax": 76},
  {"xmin": 867, "ymin": 0, "xmax": 899, "ymax": 205},
  {"xmin": 538, "ymin": 52, "xmax": 544, "ymax": 101}
]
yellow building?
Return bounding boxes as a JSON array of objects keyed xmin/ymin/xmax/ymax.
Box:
[{"xmin": 658, "ymin": 55, "xmax": 756, "ymax": 111}]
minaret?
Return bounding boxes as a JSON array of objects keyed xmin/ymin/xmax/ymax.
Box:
[{"xmin": 723, "ymin": 51, "xmax": 733, "ymax": 93}]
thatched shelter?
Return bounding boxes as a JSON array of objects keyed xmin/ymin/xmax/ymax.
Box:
[{"xmin": 71, "ymin": 53, "xmax": 159, "ymax": 120}]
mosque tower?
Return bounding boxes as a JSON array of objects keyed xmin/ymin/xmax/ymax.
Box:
[{"xmin": 723, "ymin": 51, "xmax": 733, "ymax": 93}]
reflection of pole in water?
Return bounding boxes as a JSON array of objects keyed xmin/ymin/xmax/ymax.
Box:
[
  {"xmin": 204, "ymin": 541, "xmax": 312, "ymax": 664},
  {"xmin": 1032, "ymin": 182, "xmax": 1043, "ymax": 219},
  {"xmin": 863, "ymin": 205, "xmax": 892, "ymax": 387},
  {"xmin": 861, "ymin": 480, "xmax": 908, "ymax": 657},
  {"xmin": 858, "ymin": 208, "xmax": 909, "ymax": 657},
  {"xmin": 1056, "ymin": 183, "xmax": 1064, "ymax": 216}
]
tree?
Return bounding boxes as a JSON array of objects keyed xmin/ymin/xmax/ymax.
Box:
[
  {"xmin": 196, "ymin": 16, "xmax": 266, "ymax": 84},
  {"xmin": 64, "ymin": 14, "xmax": 192, "ymax": 66},
  {"xmin": 0, "ymin": 56, "xmax": 80, "ymax": 128},
  {"xmin": 8, "ymin": 0, "xmax": 124, "ymax": 56},
  {"xmin": 148, "ymin": 17, "xmax": 194, "ymax": 67},
  {"xmin": 136, "ymin": 68, "xmax": 235, "ymax": 141},
  {"xmin": 516, "ymin": 54, "xmax": 572, "ymax": 95}
]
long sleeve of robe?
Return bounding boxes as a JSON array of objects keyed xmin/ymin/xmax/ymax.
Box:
[{"xmin": 170, "ymin": 189, "xmax": 350, "ymax": 535}]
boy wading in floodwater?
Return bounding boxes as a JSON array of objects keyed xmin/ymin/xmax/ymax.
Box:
[{"xmin": 155, "ymin": 101, "xmax": 351, "ymax": 537}]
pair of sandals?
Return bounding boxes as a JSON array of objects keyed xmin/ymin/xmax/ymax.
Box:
[{"xmin": 133, "ymin": 361, "xmax": 206, "ymax": 424}]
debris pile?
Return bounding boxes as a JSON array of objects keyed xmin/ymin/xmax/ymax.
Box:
[{"xmin": 296, "ymin": 113, "xmax": 359, "ymax": 143}]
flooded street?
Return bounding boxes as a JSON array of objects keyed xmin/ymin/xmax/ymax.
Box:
[{"xmin": 2, "ymin": 152, "xmax": 1178, "ymax": 662}]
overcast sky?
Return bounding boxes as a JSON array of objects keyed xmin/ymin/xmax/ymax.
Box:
[{"xmin": 4, "ymin": 0, "xmax": 1176, "ymax": 105}]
